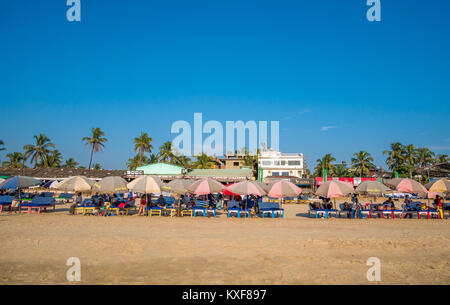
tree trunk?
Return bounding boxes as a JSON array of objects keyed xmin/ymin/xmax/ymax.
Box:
[{"xmin": 88, "ymin": 146, "xmax": 94, "ymax": 170}]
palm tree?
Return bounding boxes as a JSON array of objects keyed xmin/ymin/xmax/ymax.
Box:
[
  {"xmin": 82, "ymin": 128, "xmax": 107, "ymax": 169},
  {"xmin": 159, "ymin": 141, "xmax": 176, "ymax": 163},
  {"xmin": 64, "ymin": 158, "xmax": 79, "ymax": 168},
  {"xmin": 415, "ymin": 147, "xmax": 435, "ymax": 168},
  {"xmin": 403, "ymin": 144, "xmax": 416, "ymax": 179},
  {"xmin": 23, "ymin": 134, "xmax": 56, "ymax": 168},
  {"xmin": 41, "ymin": 150, "xmax": 63, "ymax": 168},
  {"xmin": 133, "ymin": 132, "xmax": 153, "ymax": 166},
  {"xmin": 149, "ymin": 153, "xmax": 160, "ymax": 164},
  {"xmin": 383, "ymin": 142, "xmax": 405, "ymax": 172},
  {"xmin": 314, "ymin": 153, "xmax": 336, "ymax": 177},
  {"xmin": 2, "ymin": 152, "xmax": 25, "ymax": 168},
  {"xmin": 127, "ymin": 155, "xmax": 150, "ymax": 170},
  {"xmin": 0, "ymin": 140, "xmax": 4, "ymax": 152},
  {"xmin": 93, "ymin": 163, "xmax": 102, "ymax": 170},
  {"xmin": 351, "ymin": 151, "xmax": 375, "ymax": 177},
  {"xmin": 193, "ymin": 153, "xmax": 216, "ymax": 169},
  {"xmin": 333, "ymin": 164, "xmax": 349, "ymax": 177},
  {"xmin": 435, "ymin": 154, "xmax": 449, "ymax": 164},
  {"xmin": 175, "ymin": 155, "xmax": 192, "ymax": 168}
]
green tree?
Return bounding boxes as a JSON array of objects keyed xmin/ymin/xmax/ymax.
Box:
[
  {"xmin": 2, "ymin": 152, "xmax": 25, "ymax": 168},
  {"xmin": 193, "ymin": 153, "xmax": 216, "ymax": 169},
  {"xmin": 383, "ymin": 142, "xmax": 405, "ymax": 172},
  {"xmin": 41, "ymin": 150, "xmax": 63, "ymax": 168},
  {"xmin": 351, "ymin": 151, "xmax": 375, "ymax": 177},
  {"xmin": 127, "ymin": 155, "xmax": 150, "ymax": 170},
  {"xmin": 159, "ymin": 141, "xmax": 176, "ymax": 163},
  {"xmin": 415, "ymin": 147, "xmax": 435, "ymax": 168},
  {"xmin": 82, "ymin": 128, "xmax": 107, "ymax": 169},
  {"xmin": 23, "ymin": 134, "xmax": 56, "ymax": 168},
  {"xmin": 314, "ymin": 153, "xmax": 336, "ymax": 176},
  {"xmin": 174, "ymin": 155, "xmax": 192, "ymax": 168},
  {"xmin": 93, "ymin": 163, "xmax": 102, "ymax": 170},
  {"xmin": 403, "ymin": 144, "xmax": 416, "ymax": 179},
  {"xmin": 333, "ymin": 164, "xmax": 350, "ymax": 177},
  {"xmin": 133, "ymin": 132, "xmax": 153, "ymax": 166},
  {"xmin": 435, "ymin": 154, "xmax": 449, "ymax": 164},
  {"xmin": 64, "ymin": 158, "xmax": 79, "ymax": 168},
  {"xmin": 149, "ymin": 153, "xmax": 160, "ymax": 164}
]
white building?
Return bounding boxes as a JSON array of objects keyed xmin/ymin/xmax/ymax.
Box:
[{"xmin": 258, "ymin": 149, "xmax": 304, "ymax": 180}]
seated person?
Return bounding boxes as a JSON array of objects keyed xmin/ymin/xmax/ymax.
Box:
[
  {"xmin": 342, "ymin": 202, "xmax": 352, "ymax": 211},
  {"xmin": 156, "ymin": 195, "xmax": 167, "ymax": 207},
  {"xmin": 321, "ymin": 198, "xmax": 332, "ymax": 209},
  {"xmin": 179, "ymin": 195, "xmax": 187, "ymax": 209},
  {"xmin": 188, "ymin": 197, "xmax": 196, "ymax": 208},
  {"xmin": 310, "ymin": 202, "xmax": 320, "ymax": 210}
]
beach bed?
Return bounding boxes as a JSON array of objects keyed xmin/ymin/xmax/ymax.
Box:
[
  {"xmin": 19, "ymin": 197, "xmax": 56, "ymax": 214},
  {"xmin": 259, "ymin": 202, "xmax": 284, "ymax": 218},
  {"xmin": 0, "ymin": 195, "xmax": 14, "ymax": 213}
]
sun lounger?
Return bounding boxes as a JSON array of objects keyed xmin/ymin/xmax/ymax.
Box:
[
  {"xmin": 284, "ymin": 197, "xmax": 298, "ymax": 204},
  {"xmin": 56, "ymin": 193, "xmax": 74, "ymax": 203},
  {"xmin": 38, "ymin": 192, "xmax": 54, "ymax": 198},
  {"xmin": 0, "ymin": 195, "xmax": 14, "ymax": 213},
  {"xmin": 308, "ymin": 203, "xmax": 338, "ymax": 219},
  {"xmin": 375, "ymin": 210, "xmax": 404, "ymax": 219},
  {"xmin": 148, "ymin": 206, "xmax": 163, "ymax": 216},
  {"xmin": 227, "ymin": 201, "xmax": 241, "ymax": 218},
  {"xmin": 19, "ymin": 197, "xmax": 56, "ymax": 214},
  {"xmin": 417, "ymin": 210, "xmax": 441, "ymax": 219},
  {"xmin": 338, "ymin": 203, "xmax": 351, "ymax": 218},
  {"xmin": 259, "ymin": 202, "xmax": 284, "ymax": 218}
]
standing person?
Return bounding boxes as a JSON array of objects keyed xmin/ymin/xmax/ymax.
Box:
[
  {"xmin": 69, "ymin": 192, "xmax": 83, "ymax": 215},
  {"xmin": 351, "ymin": 194, "xmax": 363, "ymax": 219},
  {"xmin": 435, "ymin": 195, "xmax": 444, "ymax": 219},
  {"xmin": 403, "ymin": 195, "xmax": 413, "ymax": 218},
  {"xmin": 137, "ymin": 194, "xmax": 147, "ymax": 216}
]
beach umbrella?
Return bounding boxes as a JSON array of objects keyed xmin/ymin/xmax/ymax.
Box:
[
  {"xmin": 315, "ymin": 180, "xmax": 354, "ymax": 198},
  {"xmin": 0, "ymin": 178, "xmax": 5, "ymax": 184},
  {"xmin": 355, "ymin": 180, "xmax": 390, "ymax": 195},
  {"xmin": 127, "ymin": 175, "xmax": 162, "ymax": 194},
  {"xmin": 42, "ymin": 180, "xmax": 61, "ymax": 189},
  {"xmin": 187, "ymin": 178, "xmax": 225, "ymax": 195},
  {"xmin": 161, "ymin": 179, "xmax": 193, "ymax": 194},
  {"xmin": 253, "ymin": 181, "xmax": 271, "ymax": 192},
  {"xmin": 93, "ymin": 176, "xmax": 128, "ymax": 194},
  {"xmin": 0, "ymin": 176, "xmax": 42, "ymax": 190},
  {"xmin": 222, "ymin": 183, "xmax": 241, "ymax": 197},
  {"xmin": 226, "ymin": 181, "xmax": 267, "ymax": 196},
  {"xmin": 267, "ymin": 180, "xmax": 302, "ymax": 198},
  {"xmin": 385, "ymin": 178, "xmax": 427, "ymax": 195},
  {"xmin": 427, "ymin": 191, "xmax": 445, "ymax": 199},
  {"xmin": 425, "ymin": 178, "xmax": 450, "ymax": 194},
  {"xmin": 56, "ymin": 176, "xmax": 95, "ymax": 192}
]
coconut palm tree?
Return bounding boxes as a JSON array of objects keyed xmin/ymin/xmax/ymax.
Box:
[
  {"xmin": 314, "ymin": 153, "xmax": 336, "ymax": 177},
  {"xmin": 149, "ymin": 153, "xmax": 160, "ymax": 164},
  {"xmin": 93, "ymin": 163, "xmax": 102, "ymax": 170},
  {"xmin": 23, "ymin": 134, "xmax": 56, "ymax": 168},
  {"xmin": 2, "ymin": 152, "xmax": 25, "ymax": 168},
  {"xmin": 351, "ymin": 151, "xmax": 375, "ymax": 177},
  {"xmin": 133, "ymin": 132, "xmax": 153, "ymax": 166},
  {"xmin": 333, "ymin": 163, "xmax": 349, "ymax": 177},
  {"xmin": 41, "ymin": 150, "xmax": 63, "ymax": 168},
  {"xmin": 159, "ymin": 141, "xmax": 176, "ymax": 163},
  {"xmin": 63, "ymin": 158, "xmax": 79, "ymax": 168},
  {"xmin": 435, "ymin": 154, "xmax": 449, "ymax": 164},
  {"xmin": 193, "ymin": 153, "xmax": 216, "ymax": 169},
  {"xmin": 403, "ymin": 144, "xmax": 416, "ymax": 179},
  {"xmin": 175, "ymin": 155, "xmax": 192, "ymax": 168},
  {"xmin": 383, "ymin": 142, "xmax": 405, "ymax": 172},
  {"xmin": 82, "ymin": 128, "xmax": 107, "ymax": 169},
  {"xmin": 415, "ymin": 147, "xmax": 435, "ymax": 168}
]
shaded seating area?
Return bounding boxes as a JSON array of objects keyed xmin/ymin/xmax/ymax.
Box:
[
  {"xmin": 308, "ymin": 203, "xmax": 338, "ymax": 219},
  {"xmin": 56, "ymin": 193, "xmax": 74, "ymax": 203},
  {"xmin": 259, "ymin": 202, "xmax": 284, "ymax": 218}
]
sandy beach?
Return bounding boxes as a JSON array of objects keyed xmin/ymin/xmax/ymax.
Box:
[{"xmin": 0, "ymin": 202, "xmax": 449, "ymax": 285}]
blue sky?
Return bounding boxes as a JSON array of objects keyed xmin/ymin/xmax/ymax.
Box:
[{"xmin": 0, "ymin": 0, "xmax": 449, "ymax": 170}]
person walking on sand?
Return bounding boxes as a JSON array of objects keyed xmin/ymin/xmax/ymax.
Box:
[
  {"xmin": 137, "ymin": 194, "xmax": 147, "ymax": 216},
  {"xmin": 351, "ymin": 194, "xmax": 363, "ymax": 219}
]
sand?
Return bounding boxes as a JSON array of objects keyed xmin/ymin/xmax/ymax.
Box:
[{"xmin": 0, "ymin": 202, "xmax": 449, "ymax": 285}]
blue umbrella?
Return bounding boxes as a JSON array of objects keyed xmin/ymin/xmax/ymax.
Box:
[{"xmin": 0, "ymin": 176, "xmax": 42, "ymax": 190}]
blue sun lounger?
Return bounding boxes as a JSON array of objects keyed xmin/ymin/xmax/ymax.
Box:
[
  {"xmin": 259, "ymin": 202, "xmax": 284, "ymax": 218},
  {"xmin": 308, "ymin": 203, "xmax": 338, "ymax": 218},
  {"xmin": 20, "ymin": 197, "xmax": 56, "ymax": 214},
  {"xmin": 227, "ymin": 201, "xmax": 241, "ymax": 218},
  {"xmin": 0, "ymin": 195, "xmax": 14, "ymax": 213}
]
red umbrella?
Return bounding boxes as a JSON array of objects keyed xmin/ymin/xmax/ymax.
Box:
[{"xmin": 222, "ymin": 183, "xmax": 241, "ymax": 197}]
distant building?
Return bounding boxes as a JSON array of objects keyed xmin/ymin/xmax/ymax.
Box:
[
  {"xmin": 258, "ymin": 149, "xmax": 305, "ymax": 181},
  {"xmin": 185, "ymin": 167, "xmax": 253, "ymax": 183},
  {"xmin": 218, "ymin": 152, "xmax": 248, "ymax": 169},
  {"xmin": 136, "ymin": 163, "xmax": 185, "ymax": 179},
  {"xmin": 416, "ymin": 162, "xmax": 450, "ymax": 179}
]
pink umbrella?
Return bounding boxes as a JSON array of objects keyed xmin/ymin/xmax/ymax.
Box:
[
  {"xmin": 385, "ymin": 178, "xmax": 427, "ymax": 195},
  {"xmin": 267, "ymin": 180, "xmax": 302, "ymax": 198},
  {"xmin": 187, "ymin": 178, "xmax": 225, "ymax": 195},
  {"xmin": 226, "ymin": 181, "xmax": 267, "ymax": 196},
  {"xmin": 315, "ymin": 180, "xmax": 354, "ymax": 198}
]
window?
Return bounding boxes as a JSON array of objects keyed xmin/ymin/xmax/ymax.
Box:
[
  {"xmin": 272, "ymin": 172, "xmax": 280, "ymax": 176},
  {"xmin": 273, "ymin": 160, "xmax": 280, "ymax": 166},
  {"xmin": 233, "ymin": 162, "xmax": 240, "ymax": 166},
  {"xmin": 281, "ymin": 172, "xmax": 289, "ymax": 176},
  {"xmin": 288, "ymin": 160, "xmax": 301, "ymax": 166},
  {"xmin": 280, "ymin": 161, "xmax": 286, "ymax": 166},
  {"xmin": 262, "ymin": 161, "xmax": 272, "ymax": 166}
]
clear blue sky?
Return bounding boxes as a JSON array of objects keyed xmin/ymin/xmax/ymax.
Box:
[{"xmin": 0, "ymin": 0, "xmax": 449, "ymax": 170}]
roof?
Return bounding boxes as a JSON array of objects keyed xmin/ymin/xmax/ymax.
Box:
[
  {"xmin": 0, "ymin": 167, "xmax": 124, "ymax": 179},
  {"xmin": 136, "ymin": 163, "xmax": 185, "ymax": 175},
  {"xmin": 185, "ymin": 168, "xmax": 253, "ymax": 181}
]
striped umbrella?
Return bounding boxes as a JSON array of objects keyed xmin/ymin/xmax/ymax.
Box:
[
  {"xmin": 355, "ymin": 180, "xmax": 390, "ymax": 195},
  {"xmin": 315, "ymin": 180, "xmax": 354, "ymax": 198},
  {"xmin": 187, "ymin": 178, "xmax": 225, "ymax": 195},
  {"xmin": 267, "ymin": 180, "xmax": 302, "ymax": 198},
  {"xmin": 425, "ymin": 178, "xmax": 450, "ymax": 194},
  {"xmin": 385, "ymin": 178, "xmax": 427, "ymax": 195},
  {"xmin": 222, "ymin": 183, "xmax": 242, "ymax": 197},
  {"xmin": 226, "ymin": 181, "xmax": 267, "ymax": 196},
  {"xmin": 93, "ymin": 176, "xmax": 128, "ymax": 194},
  {"xmin": 127, "ymin": 175, "xmax": 162, "ymax": 194},
  {"xmin": 56, "ymin": 176, "xmax": 94, "ymax": 192},
  {"xmin": 161, "ymin": 179, "xmax": 194, "ymax": 194}
]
